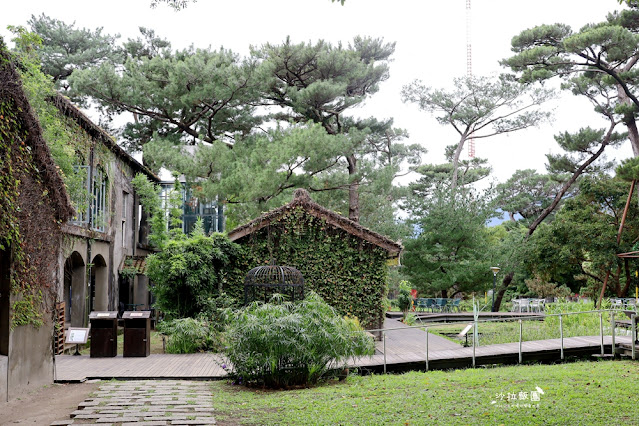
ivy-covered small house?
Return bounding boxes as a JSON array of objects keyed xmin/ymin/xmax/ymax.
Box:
[
  {"xmin": 228, "ymin": 189, "xmax": 401, "ymax": 333},
  {"xmin": 0, "ymin": 42, "xmax": 74, "ymax": 402}
]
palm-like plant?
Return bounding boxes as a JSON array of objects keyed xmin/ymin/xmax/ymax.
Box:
[{"xmin": 223, "ymin": 291, "xmax": 374, "ymax": 387}]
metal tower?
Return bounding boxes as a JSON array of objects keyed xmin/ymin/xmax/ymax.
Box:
[{"xmin": 466, "ymin": 0, "xmax": 475, "ymax": 158}]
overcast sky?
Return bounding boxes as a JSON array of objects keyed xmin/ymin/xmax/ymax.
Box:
[{"xmin": 2, "ymin": 0, "xmax": 633, "ymax": 184}]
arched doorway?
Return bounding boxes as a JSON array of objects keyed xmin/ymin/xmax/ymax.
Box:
[
  {"xmin": 91, "ymin": 254, "xmax": 108, "ymax": 311},
  {"xmin": 64, "ymin": 251, "xmax": 85, "ymax": 327}
]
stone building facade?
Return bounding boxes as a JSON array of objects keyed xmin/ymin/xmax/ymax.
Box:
[{"xmin": 53, "ymin": 95, "xmax": 160, "ymax": 328}]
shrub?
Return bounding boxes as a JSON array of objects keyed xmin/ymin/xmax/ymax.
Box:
[
  {"xmin": 223, "ymin": 291, "xmax": 374, "ymax": 388},
  {"xmin": 145, "ymin": 227, "xmax": 244, "ymax": 319},
  {"xmin": 525, "ymin": 277, "xmax": 571, "ymax": 298},
  {"xmin": 199, "ymin": 292, "xmax": 238, "ymax": 332},
  {"xmin": 397, "ymin": 281, "xmax": 413, "ymax": 317},
  {"xmin": 156, "ymin": 317, "xmax": 218, "ymax": 353},
  {"xmin": 403, "ymin": 312, "xmax": 417, "ymax": 326}
]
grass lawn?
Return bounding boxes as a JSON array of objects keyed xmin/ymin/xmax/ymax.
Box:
[
  {"xmin": 425, "ymin": 304, "xmax": 632, "ymax": 346},
  {"xmin": 209, "ymin": 360, "xmax": 639, "ymax": 425}
]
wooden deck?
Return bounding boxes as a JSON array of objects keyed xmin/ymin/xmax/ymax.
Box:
[
  {"xmin": 358, "ymin": 335, "xmax": 633, "ymax": 373},
  {"xmin": 53, "ymin": 319, "xmax": 635, "ymax": 382},
  {"xmin": 375, "ymin": 319, "xmax": 460, "ymax": 355},
  {"xmin": 55, "ymin": 353, "xmax": 227, "ymax": 382}
]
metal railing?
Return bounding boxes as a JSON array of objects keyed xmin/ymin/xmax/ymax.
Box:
[{"xmin": 367, "ymin": 308, "xmax": 637, "ymax": 374}]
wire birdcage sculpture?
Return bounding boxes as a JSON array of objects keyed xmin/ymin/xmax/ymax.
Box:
[{"xmin": 244, "ymin": 264, "xmax": 305, "ymax": 305}]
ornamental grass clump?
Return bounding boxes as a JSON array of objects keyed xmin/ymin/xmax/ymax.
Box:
[
  {"xmin": 223, "ymin": 291, "xmax": 374, "ymax": 388},
  {"xmin": 157, "ymin": 317, "xmax": 218, "ymax": 354}
]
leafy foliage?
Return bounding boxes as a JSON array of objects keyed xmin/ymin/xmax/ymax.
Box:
[
  {"xmin": 616, "ymin": 156, "xmax": 639, "ymax": 181},
  {"xmin": 503, "ymin": 4, "xmax": 639, "ymax": 155},
  {"xmin": 131, "ymin": 173, "xmax": 183, "ymax": 249},
  {"xmin": 525, "ymin": 277, "xmax": 571, "ymax": 298},
  {"xmin": 156, "ymin": 317, "xmax": 217, "ymax": 353},
  {"xmin": 145, "ymin": 228, "xmax": 244, "ymax": 319},
  {"xmin": 70, "ymin": 43, "xmax": 261, "ymax": 152},
  {"xmin": 26, "ymin": 14, "xmax": 121, "ymax": 89},
  {"xmin": 0, "ymin": 38, "xmax": 68, "ymax": 328},
  {"xmin": 401, "ymin": 74, "xmax": 553, "ymax": 190},
  {"xmin": 396, "ymin": 280, "xmax": 413, "ymax": 315},
  {"xmin": 10, "ymin": 27, "xmax": 90, "ymax": 213},
  {"xmin": 254, "ymin": 36, "xmax": 410, "ymax": 221},
  {"xmin": 235, "ymin": 207, "xmax": 389, "ymax": 330},
  {"xmin": 223, "ymin": 292, "xmax": 374, "ymax": 388},
  {"xmin": 403, "ymin": 183, "xmax": 496, "ymax": 298},
  {"xmin": 526, "ymin": 175, "xmax": 639, "ymax": 297},
  {"xmin": 495, "ymin": 169, "xmax": 566, "ymax": 224}
]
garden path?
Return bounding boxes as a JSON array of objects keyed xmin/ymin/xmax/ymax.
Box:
[
  {"xmin": 55, "ymin": 353, "xmax": 226, "ymax": 382},
  {"xmin": 375, "ymin": 318, "xmax": 460, "ymax": 355},
  {"xmin": 54, "ymin": 331, "xmax": 634, "ymax": 381}
]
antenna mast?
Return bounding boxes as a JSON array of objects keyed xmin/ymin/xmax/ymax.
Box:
[{"xmin": 466, "ymin": 0, "xmax": 475, "ymax": 158}]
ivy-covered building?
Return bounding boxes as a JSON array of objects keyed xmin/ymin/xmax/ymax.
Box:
[
  {"xmin": 1, "ymin": 38, "xmax": 165, "ymax": 401},
  {"xmin": 53, "ymin": 95, "xmax": 160, "ymax": 328},
  {"xmin": 228, "ymin": 189, "xmax": 401, "ymax": 333},
  {"xmin": 0, "ymin": 43, "xmax": 74, "ymax": 402}
]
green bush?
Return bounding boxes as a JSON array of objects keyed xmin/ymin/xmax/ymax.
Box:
[
  {"xmin": 223, "ymin": 291, "xmax": 374, "ymax": 388},
  {"xmin": 397, "ymin": 281, "xmax": 413, "ymax": 317},
  {"xmin": 145, "ymin": 226, "xmax": 244, "ymax": 319},
  {"xmin": 156, "ymin": 317, "xmax": 218, "ymax": 353},
  {"xmin": 200, "ymin": 292, "xmax": 238, "ymax": 332}
]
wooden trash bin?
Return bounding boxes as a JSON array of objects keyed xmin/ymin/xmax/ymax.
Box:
[
  {"xmin": 123, "ymin": 311, "xmax": 151, "ymax": 357},
  {"xmin": 89, "ymin": 311, "xmax": 118, "ymax": 358}
]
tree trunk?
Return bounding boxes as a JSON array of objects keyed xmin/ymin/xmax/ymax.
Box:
[
  {"xmin": 346, "ymin": 154, "xmax": 360, "ymax": 222},
  {"xmin": 618, "ymin": 83, "xmax": 639, "ymax": 156},
  {"xmin": 492, "ymin": 271, "xmax": 514, "ymax": 313},
  {"xmin": 450, "ymin": 135, "xmax": 466, "ymax": 192},
  {"xmin": 612, "ymin": 264, "xmax": 622, "ymax": 297},
  {"xmin": 622, "ymin": 258, "xmax": 632, "ymax": 297},
  {"xmin": 527, "ymin": 121, "xmax": 615, "ymax": 236}
]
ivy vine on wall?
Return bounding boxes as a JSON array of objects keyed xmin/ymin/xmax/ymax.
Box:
[
  {"xmin": 231, "ymin": 207, "xmax": 389, "ymax": 330},
  {"xmin": 1, "ymin": 39, "xmax": 69, "ymax": 329}
]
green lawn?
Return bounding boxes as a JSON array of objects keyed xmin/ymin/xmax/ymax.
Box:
[
  {"xmin": 425, "ymin": 304, "xmax": 632, "ymax": 346},
  {"xmin": 425, "ymin": 318, "xmax": 619, "ymax": 346},
  {"xmin": 209, "ymin": 360, "xmax": 639, "ymax": 425}
]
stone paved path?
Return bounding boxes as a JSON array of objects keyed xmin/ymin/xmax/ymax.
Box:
[{"xmin": 51, "ymin": 380, "xmax": 216, "ymax": 425}]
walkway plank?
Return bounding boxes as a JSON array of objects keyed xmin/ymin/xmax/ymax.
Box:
[{"xmin": 54, "ymin": 331, "xmax": 632, "ymax": 382}]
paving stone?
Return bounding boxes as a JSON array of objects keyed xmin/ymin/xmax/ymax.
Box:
[
  {"xmin": 71, "ymin": 410, "xmax": 95, "ymax": 417},
  {"xmin": 73, "ymin": 424, "xmax": 112, "ymax": 426},
  {"xmin": 74, "ymin": 413, "xmax": 119, "ymax": 419},
  {"xmin": 123, "ymin": 422, "xmax": 168, "ymax": 426},
  {"xmin": 144, "ymin": 416, "xmax": 188, "ymax": 421},
  {"xmin": 174, "ymin": 405, "xmax": 213, "ymax": 409},
  {"xmin": 170, "ymin": 419, "xmax": 217, "ymax": 425},
  {"xmin": 64, "ymin": 380, "xmax": 218, "ymax": 426},
  {"xmin": 107, "ymin": 401, "xmax": 146, "ymax": 406},
  {"xmin": 50, "ymin": 421, "xmax": 74, "ymax": 425}
]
